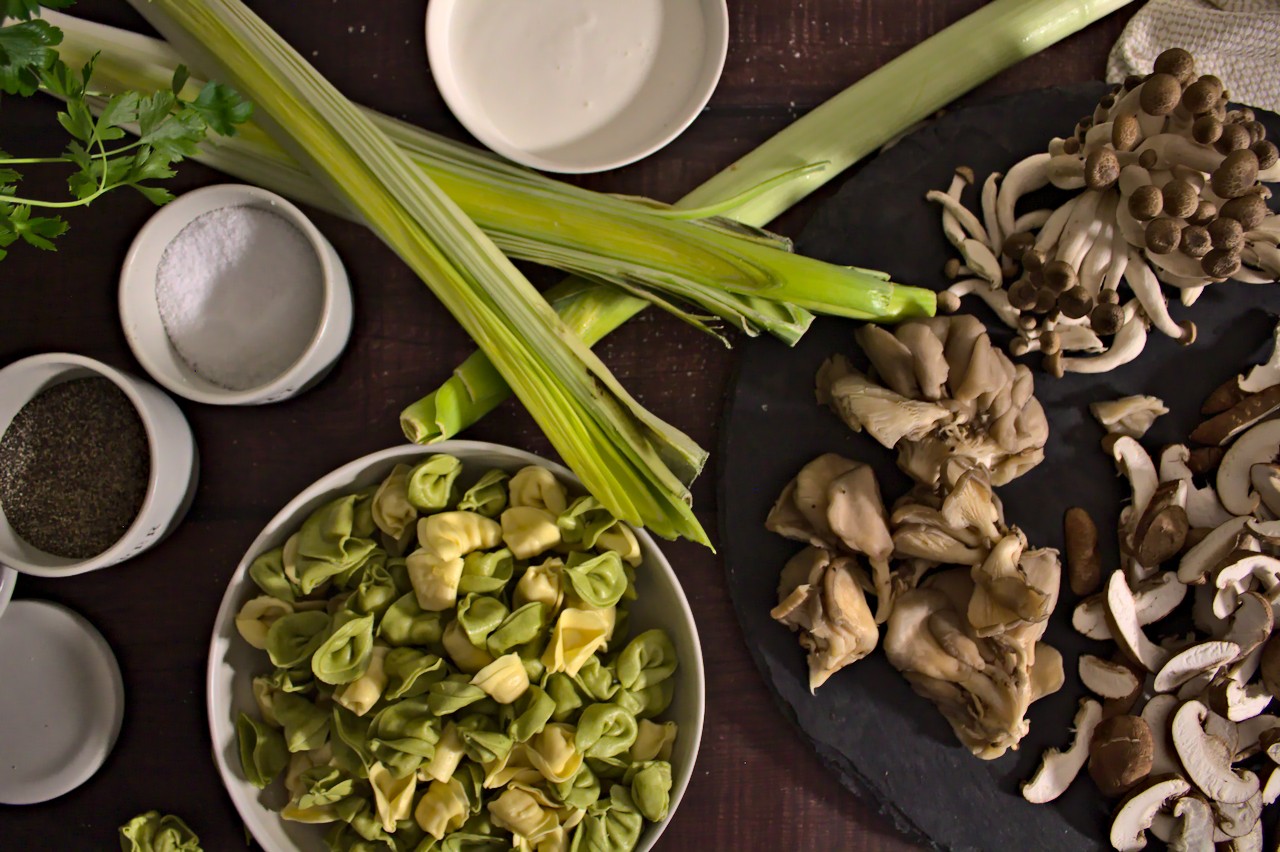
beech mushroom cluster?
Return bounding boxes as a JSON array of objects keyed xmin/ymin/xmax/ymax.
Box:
[
  {"xmin": 766, "ymin": 319, "xmax": 1062, "ymax": 756},
  {"xmin": 1021, "ymin": 323, "xmax": 1280, "ymax": 850},
  {"xmin": 931, "ymin": 48, "xmax": 1280, "ymax": 376}
]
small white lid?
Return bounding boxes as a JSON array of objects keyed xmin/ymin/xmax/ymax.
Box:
[{"xmin": 0, "ymin": 600, "xmax": 125, "ymax": 804}]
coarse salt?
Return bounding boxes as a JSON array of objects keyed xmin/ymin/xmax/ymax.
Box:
[{"xmin": 155, "ymin": 205, "xmax": 324, "ymax": 391}]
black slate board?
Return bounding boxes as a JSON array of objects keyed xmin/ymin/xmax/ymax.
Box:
[{"xmin": 718, "ymin": 83, "xmax": 1280, "ymax": 852}]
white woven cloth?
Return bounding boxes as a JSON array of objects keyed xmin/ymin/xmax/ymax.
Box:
[{"xmin": 1107, "ymin": 0, "xmax": 1280, "ymax": 112}]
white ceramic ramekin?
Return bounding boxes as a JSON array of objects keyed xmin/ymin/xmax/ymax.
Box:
[
  {"xmin": 119, "ymin": 184, "xmax": 353, "ymax": 405},
  {"xmin": 0, "ymin": 353, "xmax": 198, "ymax": 577}
]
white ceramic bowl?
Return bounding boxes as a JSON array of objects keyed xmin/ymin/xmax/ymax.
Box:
[
  {"xmin": 208, "ymin": 441, "xmax": 705, "ymax": 851},
  {"xmin": 426, "ymin": 0, "xmax": 729, "ymax": 173},
  {"xmin": 119, "ymin": 184, "xmax": 353, "ymax": 405},
  {"xmin": 0, "ymin": 353, "xmax": 198, "ymax": 577},
  {"xmin": 0, "ymin": 566, "xmax": 15, "ymax": 620}
]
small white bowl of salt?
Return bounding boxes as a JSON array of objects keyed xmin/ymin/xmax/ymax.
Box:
[{"xmin": 119, "ymin": 184, "xmax": 352, "ymax": 405}]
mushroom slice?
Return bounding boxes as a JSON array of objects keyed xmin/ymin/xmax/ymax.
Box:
[
  {"xmin": 1091, "ymin": 394, "xmax": 1169, "ymax": 439},
  {"xmin": 1233, "ymin": 715, "xmax": 1280, "ymax": 761},
  {"xmin": 1215, "ymin": 681, "xmax": 1273, "ymax": 723},
  {"xmin": 1110, "ymin": 776, "xmax": 1192, "ymax": 852},
  {"xmin": 1223, "ymin": 817, "xmax": 1261, "ymax": 852},
  {"xmin": 1073, "ymin": 572, "xmax": 1186, "ymax": 640},
  {"xmin": 1217, "ymin": 421, "xmax": 1280, "ymax": 517},
  {"xmin": 1249, "ymin": 463, "xmax": 1280, "ymax": 518},
  {"xmin": 1190, "ymin": 385, "xmax": 1280, "ymax": 446},
  {"xmin": 1114, "ymin": 436, "xmax": 1160, "ymax": 528},
  {"xmin": 1108, "ymin": 570, "xmax": 1173, "ymax": 672},
  {"xmin": 1172, "ymin": 700, "xmax": 1260, "ymax": 805},
  {"xmin": 1263, "ymin": 766, "xmax": 1280, "ymax": 805},
  {"xmin": 1142, "ymin": 694, "xmax": 1183, "ymax": 777},
  {"xmin": 1080, "ymin": 654, "xmax": 1142, "ymax": 699},
  {"xmin": 1159, "ymin": 445, "xmax": 1234, "ymax": 530},
  {"xmin": 1022, "ymin": 698, "xmax": 1102, "ymax": 803},
  {"xmin": 1153, "ymin": 641, "xmax": 1240, "ymax": 693},
  {"xmin": 1212, "ymin": 788, "xmax": 1261, "ymax": 840},
  {"xmin": 1238, "ymin": 320, "xmax": 1280, "ymax": 394},
  {"xmin": 1178, "ymin": 517, "xmax": 1252, "ymax": 585},
  {"xmin": 1221, "ymin": 591, "xmax": 1274, "ymax": 659},
  {"xmin": 1213, "ymin": 553, "xmax": 1280, "ymax": 619},
  {"xmin": 1169, "ymin": 795, "xmax": 1215, "ymax": 852}
]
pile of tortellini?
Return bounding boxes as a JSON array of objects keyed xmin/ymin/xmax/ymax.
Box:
[{"xmin": 233, "ymin": 456, "xmax": 681, "ymax": 852}]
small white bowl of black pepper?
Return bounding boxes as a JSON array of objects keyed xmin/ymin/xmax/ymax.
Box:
[{"xmin": 0, "ymin": 353, "xmax": 198, "ymax": 577}]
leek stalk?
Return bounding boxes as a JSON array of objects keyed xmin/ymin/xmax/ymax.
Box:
[
  {"xmin": 123, "ymin": 0, "xmax": 711, "ymax": 543},
  {"xmin": 46, "ymin": 11, "xmax": 937, "ymax": 345},
  {"xmin": 403, "ymin": 0, "xmax": 1136, "ymax": 443}
]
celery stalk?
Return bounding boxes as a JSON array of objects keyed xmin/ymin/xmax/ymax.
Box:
[
  {"xmin": 45, "ymin": 11, "xmax": 941, "ymax": 345},
  {"xmin": 401, "ymin": 0, "xmax": 1135, "ymax": 443},
  {"xmin": 123, "ymin": 0, "xmax": 711, "ymax": 544}
]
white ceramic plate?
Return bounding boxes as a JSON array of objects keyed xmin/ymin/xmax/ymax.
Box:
[
  {"xmin": 0, "ymin": 600, "xmax": 125, "ymax": 804},
  {"xmin": 208, "ymin": 441, "xmax": 705, "ymax": 851},
  {"xmin": 426, "ymin": 0, "xmax": 729, "ymax": 173}
]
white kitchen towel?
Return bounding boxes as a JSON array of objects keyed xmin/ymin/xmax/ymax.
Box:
[{"xmin": 1107, "ymin": 0, "xmax": 1280, "ymax": 112}]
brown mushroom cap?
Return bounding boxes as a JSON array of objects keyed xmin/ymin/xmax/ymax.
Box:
[
  {"xmin": 1252, "ymin": 140, "xmax": 1279, "ymax": 171},
  {"xmin": 1091, "ymin": 302, "xmax": 1125, "ymax": 335},
  {"xmin": 1140, "ymin": 73, "xmax": 1183, "ymax": 116},
  {"xmin": 1209, "ymin": 216, "xmax": 1245, "ymax": 250},
  {"xmin": 1032, "ymin": 287, "xmax": 1058, "ymax": 314},
  {"xmin": 1065, "ymin": 506, "xmax": 1102, "ymax": 595},
  {"xmin": 1194, "ymin": 115, "xmax": 1224, "ymax": 145},
  {"xmin": 1062, "ymin": 135, "xmax": 1081, "ymax": 155},
  {"xmin": 1180, "ymin": 224, "xmax": 1212, "ymax": 258},
  {"xmin": 1161, "ymin": 180, "xmax": 1199, "ymax": 219},
  {"xmin": 1058, "ymin": 286, "xmax": 1094, "ymax": 320},
  {"xmin": 1022, "ymin": 247, "xmax": 1046, "ymax": 274},
  {"xmin": 1138, "ymin": 149, "xmax": 1159, "ymax": 170},
  {"xmin": 1098, "ymin": 288, "xmax": 1120, "ymax": 305},
  {"xmin": 1145, "ymin": 217, "xmax": 1183, "ymax": 254},
  {"xmin": 1244, "ymin": 120, "xmax": 1268, "ymax": 144},
  {"xmin": 1216, "ymin": 122, "xmax": 1252, "ymax": 154},
  {"xmin": 1089, "ymin": 715, "xmax": 1155, "ymax": 797},
  {"xmin": 1202, "ymin": 247, "xmax": 1242, "ymax": 278},
  {"xmin": 1002, "ymin": 231, "xmax": 1035, "ymax": 261},
  {"xmin": 1043, "ymin": 259, "xmax": 1078, "ymax": 293},
  {"xmin": 1211, "ymin": 149, "xmax": 1260, "ymax": 199},
  {"xmin": 1220, "ymin": 193, "xmax": 1268, "ymax": 231},
  {"xmin": 1129, "ymin": 184, "xmax": 1164, "ymax": 221},
  {"xmin": 1153, "ymin": 48, "xmax": 1196, "ymax": 83},
  {"xmin": 1085, "ymin": 148, "xmax": 1122, "ymax": 191},
  {"xmin": 1182, "ymin": 78, "xmax": 1222, "ymax": 115},
  {"xmin": 1007, "ymin": 278, "xmax": 1038, "ymax": 311},
  {"xmin": 1040, "ymin": 329, "xmax": 1062, "ymax": 356},
  {"xmin": 1188, "ymin": 200, "xmax": 1218, "ymax": 226},
  {"xmin": 1123, "ymin": 74, "xmax": 1146, "ymax": 92},
  {"xmin": 1111, "ymin": 114, "xmax": 1140, "ymax": 152}
]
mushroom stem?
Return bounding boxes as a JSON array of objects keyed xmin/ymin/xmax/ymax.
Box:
[
  {"xmin": 927, "ymin": 187, "xmax": 989, "ymax": 248},
  {"xmin": 997, "ymin": 152, "xmax": 1051, "ymax": 238},
  {"xmin": 1124, "ymin": 250, "xmax": 1194, "ymax": 341},
  {"xmin": 1060, "ymin": 309, "xmax": 1149, "ymax": 374},
  {"xmin": 1013, "ymin": 208, "xmax": 1054, "ymax": 234},
  {"xmin": 1035, "ymin": 196, "xmax": 1082, "ymax": 255},
  {"xmin": 981, "ymin": 172, "xmax": 1003, "ymax": 253},
  {"xmin": 944, "ymin": 278, "xmax": 1021, "ymax": 328},
  {"xmin": 1056, "ymin": 190, "xmax": 1108, "ymax": 268}
]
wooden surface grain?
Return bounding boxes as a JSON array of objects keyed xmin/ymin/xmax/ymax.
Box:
[{"xmin": 0, "ymin": 1, "xmax": 1136, "ymax": 849}]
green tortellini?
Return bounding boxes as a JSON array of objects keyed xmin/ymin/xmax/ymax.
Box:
[
  {"xmin": 383, "ymin": 647, "xmax": 448, "ymax": 700},
  {"xmin": 407, "ymin": 454, "xmax": 464, "ymax": 512},
  {"xmin": 237, "ymin": 712, "xmax": 289, "ymax": 789},
  {"xmin": 557, "ymin": 496, "xmax": 618, "ymax": 550},
  {"xmin": 249, "ymin": 546, "xmax": 297, "ymax": 602},
  {"xmin": 266, "ymin": 610, "xmax": 333, "ymax": 669},
  {"xmin": 574, "ymin": 704, "xmax": 639, "ymax": 759},
  {"xmin": 458, "ymin": 548, "xmax": 515, "ymax": 596},
  {"xmin": 569, "ymin": 786, "xmax": 643, "ymax": 852},
  {"xmin": 235, "ymin": 461, "xmax": 681, "ymax": 852},
  {"xmin": 379, "ymin": 591, "xmax": 447, "ymax": 647},
  {"xmin": 616, "ymin": 630, "xmax": 677, "ymax": 692},
  {"xmin": 563, "ymin": 551, "xmax": 627, "ymax": 609},
  {"xmin": 456, "ymin": 469, "xmax": 510, "ymax": 518},
  {"xmin": 286, "ymin": 494, "xmax": 379, "ymax": 594},
  {"xmin": 312, "ymin": 614, "xmax": 376, "ymax": 685},
  {"xmin": 118, "ymin": 811, "xmax": 202, "ymax": 852}
]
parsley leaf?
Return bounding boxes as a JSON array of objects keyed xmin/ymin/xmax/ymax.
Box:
[
  {"xmin": 1, "ymin": 0, "xmax": 75, "ymax": 23},
  {"xmin": 190, "ymin": 81, "xmax": 253, "ymax": 136},
  {"xmin": 0, "ymin": 18, "xmax": 61, "ymax": 96}
]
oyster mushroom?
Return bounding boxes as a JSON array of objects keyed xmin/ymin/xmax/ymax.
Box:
[
  {"xmin": 826, "ymin": 463, "xmax": 896, "ymax": 622},
  {"xmin": 1022, "ymin": 698, "xmax": 1103, "ymax": 803},
  {"xmin": 968, "ymin": 531, "xmax": 1058, "ymax": 636},
  {"xmin": 1090, "ymin": 394, "xmax": 1169, "ymax": 439}
]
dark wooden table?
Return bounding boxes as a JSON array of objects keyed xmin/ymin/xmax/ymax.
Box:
[{"xmin": 0, "ymin": 1, "xmax": 1137, "ymax": 849}]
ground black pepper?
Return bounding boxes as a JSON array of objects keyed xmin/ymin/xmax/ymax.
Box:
[{"xmin": 0, "ymin": 377, "xmax": 150, "ymax": 559}]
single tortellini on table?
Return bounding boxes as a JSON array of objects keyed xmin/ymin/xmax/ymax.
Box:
[
  {"xmin": 118, "ymin": 811, "xmax": 202, "ymax": 852},
  {"xmin": 471, "ymin": 653, "xmax": 531, "ymax": 704},
  {"xmin": 235, "ymin": 595, "xmax": 294, "ymax": 650},
  {"xmin": 501, "ymin": 506, "xmax": 562, "ymax": 560},
  {"xmin": 371, "ymin": 463, "xmax": 418, "ymax": 542},
  {"xmin": 407, "ymin": 549, "xmax": 465, "ymax": 612},
  {"xmin": 368, "ymin": 761, "xmax": 417, "ymax": 832},
  {"xmin": 333, "ymin": 644, "xmax": 391, "ymax": 716},
  {"xmin": 406, "ymin": 454, "xmax": 463, "ymax": 512},
  {"xmin": 541, "ymin": 608, "xmax": 613, "ymax": 677},
  {"xmin": 509, "ymin": 465, "xmax": 569, "ymax": 515},
  {"xmin": 418, "ymin": 510, "xmax": 502, "ymax": 561}
]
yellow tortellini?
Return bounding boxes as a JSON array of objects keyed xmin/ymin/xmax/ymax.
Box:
[
  {"xmin": 509, "ymin": 466, "xmax": 569, "ymax": 514},
  {"xmin": 417, "ymin": 511, "xmax": 502, "ymax": 561},
  {"xmin": 501, "ymin": 506, "xmax": 562, "ymax": 560},
  {"xmin": 233, "ymin": 458, "xmax": 680, "ymax": 852}
]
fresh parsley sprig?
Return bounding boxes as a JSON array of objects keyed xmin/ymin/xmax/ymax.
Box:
[{"xmin": 0, "ymin": 1, "xmax": 252, "ymax": 260}]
